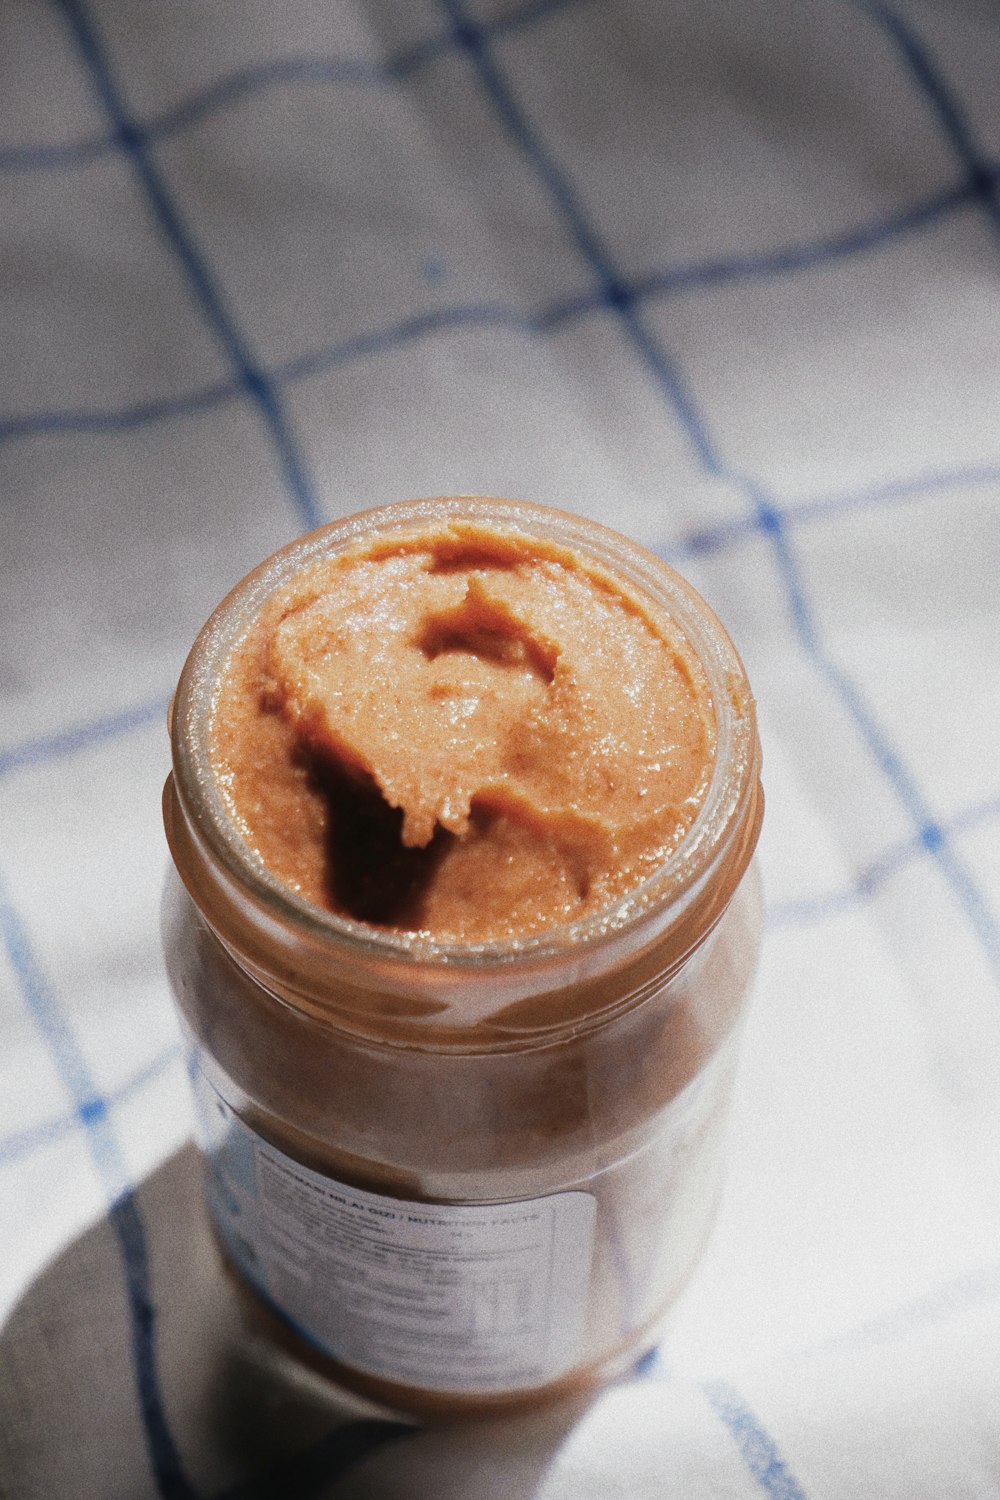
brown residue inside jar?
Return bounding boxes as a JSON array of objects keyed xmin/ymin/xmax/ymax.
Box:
[{"xmin": 210, "ymin": 521, "xmax": 716, "ymax": 942}]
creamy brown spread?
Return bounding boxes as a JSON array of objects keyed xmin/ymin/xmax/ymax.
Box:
[{"xmin": 210, "ymin": 521, "xmax": 716, "ymax": 942}]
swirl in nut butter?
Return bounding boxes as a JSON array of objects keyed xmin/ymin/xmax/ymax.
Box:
[{"xmin": 210, "ymin": 521, "xmax": 716, "ymax": 942}]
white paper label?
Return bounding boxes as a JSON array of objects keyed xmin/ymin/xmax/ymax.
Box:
[{"xmin": 193, "ymin": 1070, "xmax": 596, "ymax": 1392}]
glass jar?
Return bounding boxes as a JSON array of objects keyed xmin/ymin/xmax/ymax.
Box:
[{"xmin": 162, "ymin": 496, "xmax": 763, "ymax": 1415}]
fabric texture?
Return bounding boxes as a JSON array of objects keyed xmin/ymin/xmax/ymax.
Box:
[{"xmin": 2, "ymin": 0, "xmax": 999, "ymax": 1495}]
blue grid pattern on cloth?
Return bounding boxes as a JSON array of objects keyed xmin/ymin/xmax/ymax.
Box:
[{"xmin": 1, "ymin": 0, "xmax": 999, "ymax": 1495}]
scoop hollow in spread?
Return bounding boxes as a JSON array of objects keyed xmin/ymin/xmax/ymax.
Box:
[{"xmin": 210, "ymin": 521, "xmax": 717, "ymax": 942}]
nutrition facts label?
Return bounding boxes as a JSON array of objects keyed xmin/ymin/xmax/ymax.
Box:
[{"xmin": 194, "ymin": 1073, "xmax": 596, "ymax": 1392}]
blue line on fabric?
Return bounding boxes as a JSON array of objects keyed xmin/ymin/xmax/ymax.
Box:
[
  {"xmin": 736, "ymin": 496, "xmax": 1000, "ymax": 985},
  {"xmin": 703, "ymin": 1382, "xmax": 808, "ymax": 1500},
  {"xmin": 0, "ymin": 1043, "xmax": 181, "ymax": 1168},
  {"xmin": 0, "ymin": 0, "xmax": 591, "ymax": 172},
  {"xmin": 794, "ymin": 1260, "xmax": 1000, "ymax": 1362},
  {"xmin": 789, "ymin": 462, "xmax": 1000, "ymax": 527},
  {"xmin": 0, "ymin": 304, "xmax": 529, "ymax": 446},
  {"xmin": 622, "ymin": 180, "xmax": 989, "ymax": 302},
  {"xmin": 276, "ymin": 301, "xmax": 533, "ymax": 385},
  {"xmin": 0, "ymin": 134, "xmax": 114, "ymax": 171},
  {"xmin": 0, "ymin": 380, "xmax": 239, "ymax": 445},
  {"xmin": 3, "ymin": 174, "xmax": 994, "ymax": 451},
  {"xmin": 0, "ymin": 60, "xmax": 392, "ymax": 175},
  {"xmin": 661, "ymin": 459, "xmax": 1000, "ymax": 562},
  {"xmin": 438, "ymin": 0, "xmax": 720, "ymax": 471},
  {"xmin": 632, "ymin": 1344, "xmax": 672, "ymax": 1381},
  {"xmin": 144, "ymin": 0, "xmax": 589, "ymax": 151},
  {"xmin": 0, "ymin": 55, "xmax": 398, "ymax": 172},
  {"xmin": 536, "ymin": 177, "xmax": 987, "ymax": 329},
  {"xmin": 769, "ymin": 792, "xmax": 1000, "ymax": 927},
  {"xmin": 0, "ymin": 694, "xmax": 171, "ymax": 779},
  {"xmin": 51, "ymin": 0, "xmax": 320, "ymax": 533},
  {"xmin": 856, "ymin": 0, "xmax": 1000, "ymax": 238},
  {"xmin": 631, "ymin": 1345, "xmax": 661, "ymax": 1378},
  {"xmin": 806, "ymin": 641, "xmax": 1000, "ymax": 979},
  {"xmin": 0, "ymin": 872, "xmax": 198, "ymax": 1499}
]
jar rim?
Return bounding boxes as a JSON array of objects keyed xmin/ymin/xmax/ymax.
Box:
[{"xmin": 168, "ymin": 497, "xmax": 761, "ymax": 1002}]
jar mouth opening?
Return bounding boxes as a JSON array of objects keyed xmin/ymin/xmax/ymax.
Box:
[{"xmin": 171, "ymin": 496, "xmax": 760, "ymax": 973}]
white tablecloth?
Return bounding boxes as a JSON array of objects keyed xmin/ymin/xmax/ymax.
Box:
[{"xmin": 2, "ymin": 1, "xmax": 999, "ymax": 1495}]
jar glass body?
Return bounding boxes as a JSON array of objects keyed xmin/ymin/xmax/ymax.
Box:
[{"xmin": 162, "ymin": 497, "xmax": 763, "ymax": 1414}]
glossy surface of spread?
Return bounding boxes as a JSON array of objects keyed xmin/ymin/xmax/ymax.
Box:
[{"xmin": 210, "ymin": 521, "xmax": 716, "ymax": 942}]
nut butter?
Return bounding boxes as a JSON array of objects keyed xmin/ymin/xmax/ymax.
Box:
[{"xmin": 162, "ymin": 496, "xmax": 763, "ymax": 1414}]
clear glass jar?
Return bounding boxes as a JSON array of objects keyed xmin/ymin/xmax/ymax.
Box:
[{"xmin": 162, "ymin": 496, "xmax": 763, "ymax": 1415}]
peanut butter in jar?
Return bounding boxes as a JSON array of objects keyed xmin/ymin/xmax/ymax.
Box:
[{"xmin": 162, "ymin": 496, "xmax": 763, "ymax": 1415}]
